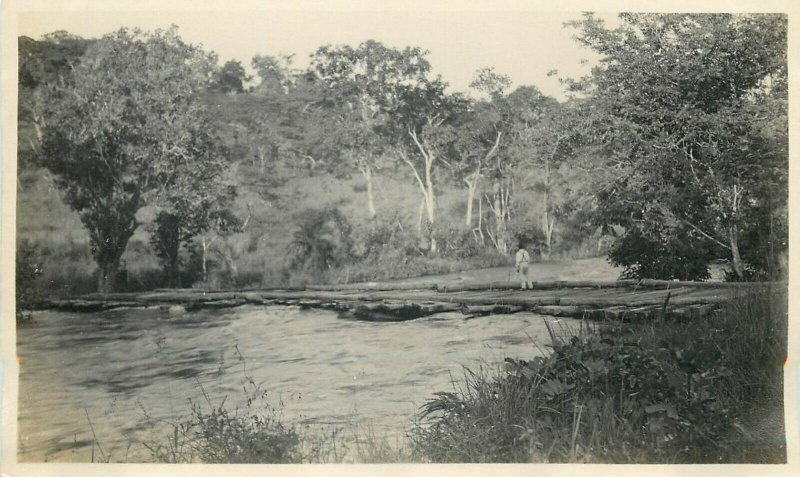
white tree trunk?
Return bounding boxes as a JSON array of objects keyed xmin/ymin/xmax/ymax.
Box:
[
  {"xmin": 730, "ymin": 225, "xmax": 745, "ymax": 279},
  {"xmin": 361, "ymin": 165, "xmax": 377, "ymax": 219},
  {"xmin": 465, "ymin": 169, "xmax": 479, "ymax": 227},
  {"xmin": 402, "ymin": 128, "xmax": 438, "ymax": 254}
]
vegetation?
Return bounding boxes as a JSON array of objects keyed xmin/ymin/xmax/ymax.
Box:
[
  {"xmin": 17, "ymin": 13, "xmax": 787, "ymax": 296},
  {"xmin": 572, "ymin": 13, "xmax": 788, "ymax": 281},
  {"xmin": 15, "ymin": 239, "xmax": 43, "ymax": 322},
  {"xmin": 412, "ymin": 289, "xmax": 786, "ymax": 463},
  {"xmin": 141, "ymin": 348, "xmax": 349, "ymax": 463},
  {"xmin": 34, "ymin": 27, "xmax": 230, "ymax": 292}
]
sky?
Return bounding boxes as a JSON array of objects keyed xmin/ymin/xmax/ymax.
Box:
[{"xmin": 17, "ymin": 6, "xmax": 606, "ymax": 100}]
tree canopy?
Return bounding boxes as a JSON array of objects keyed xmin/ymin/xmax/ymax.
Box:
[
  {"xmin": 37, "ymin": 27, "xmax": 231, "ymax": 292},
  {"xmin": 572, "ymin": 13, "xmax": 788, "ymax": 280}
]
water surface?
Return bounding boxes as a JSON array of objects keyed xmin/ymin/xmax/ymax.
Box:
[{"xmin": 17, "ymin": 305, "xmax": 580, "ymax": 462}]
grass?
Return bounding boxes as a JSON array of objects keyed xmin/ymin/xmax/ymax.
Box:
[
  {"xmin": 411, "ymin": 287, "xmax": 787, "ymax": 463},
  {"xmin": 68, "ymin": 286, "xmax": 784, "ymax": 464}
]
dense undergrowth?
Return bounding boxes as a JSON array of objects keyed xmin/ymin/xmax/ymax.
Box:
[{"xmin": 411, "ymin": 289, "xmax": 787, "ymax": 463}]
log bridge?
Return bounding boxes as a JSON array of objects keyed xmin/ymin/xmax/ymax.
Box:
[{"xmin": 37, "ymin": 279, "xmax": 782, "ymax": 323}]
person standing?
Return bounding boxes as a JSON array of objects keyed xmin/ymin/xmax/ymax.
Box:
[{"xmin": 515, "ymin": 244, "xmax": 533, "ymax": 290}]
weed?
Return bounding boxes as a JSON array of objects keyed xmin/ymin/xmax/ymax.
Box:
[{"xmin": 412, "ymin": 288, "xmax": 787, "ymax": 463}]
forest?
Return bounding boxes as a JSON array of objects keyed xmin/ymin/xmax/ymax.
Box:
[{"xmin": 16, "ymin": 13, "xmax": 788, "ymax": 298}]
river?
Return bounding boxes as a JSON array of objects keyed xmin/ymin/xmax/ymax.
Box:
[{"xmin": 16, "ymin": 305, "xmax": 582, "ymax": 462}]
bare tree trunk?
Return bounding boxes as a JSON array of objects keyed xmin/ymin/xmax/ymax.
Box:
[
  {"xmin": 402, "ymin": 128, "xmax": 439, "ymax": 255},
  {"xmin": 540, "ymin": 161, "xmax": 553, "ymax": 260},
  {"xmin": 544, "ymin": 217, "xmax": 555, "ymax": 260},
  {"xmin": 360, "ymin": 165, "xmax": 377, "ymax": 219},
  {"xmin": 728, "ymin": 185, "xmax": 745, "ymax": 280},
  {"xmin": 465, "ymin": 171, "xmax": 479, "ymax": 227},
  {"xmin": 201, "ymin": 236, "xmax": 209, "ymax": 283},
  {"xmin": 486, "ymin": 180, "xmax": 510, "ymax": 254},
  {"xmin": 94, "ymin": 220, "xmax": 136, "ymax": 293},
  {"xmin": 417, "ymin": 197, "xmax": 425, "ymax": 234},
  {"xmin": 465, "ymin": 132, "xmax": 500, "ymax": 228},
  {"xmin": 730, "ymin": 225, "xmax": 745, "ymax": 280}
]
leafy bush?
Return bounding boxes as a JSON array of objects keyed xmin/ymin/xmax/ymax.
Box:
[
  {"xmin": 433, "ymin": 224, "xmax": 486, "ymax": 260},
  {"xmin": 287, "ymin": 207, "xmax": 356, "ymax": 282},
  {"xmin": 608, "ymin": 227, "xmax": 714, "ymax": 280},
  {"xmin": 16, "ymin": 240, "xmax": 43, "ymax": 321},
  {"xmin": 357, "ymin": 215, "xmax": 419, "ymax": 261},
  {"xmin": 413, "ymin": 289, "xmax": 787, "ymax": 463},
  {"xmin": 144, "ymin": 349, "xmax": 347, "ymax": 463}
]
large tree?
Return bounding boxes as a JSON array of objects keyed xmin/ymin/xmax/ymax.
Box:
[
  {"xmin": 510, "ymin": 97, "xmax": 587, "ymax": 259},
  {"xmin": 450, "ymin": 68, "xmax": 508, "ymax": 229},
  {"xmin": 38, "ymin": 27, "xmax": 227, "ymax": 292},
  {"xmin": 572, "ymin": 13, "xmax": 788, "ymax": 280},
  {"xmin": 393, "ymin": 79, "xmax": 469, "ymax": 253},
  {"xmin": 310, "ymin": 41, "xmax": 434, "ymax": 219}
]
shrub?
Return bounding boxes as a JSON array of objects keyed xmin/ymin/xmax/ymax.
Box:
[
  {"xmin": 608, "ymin": 227, "xmax": 714, "ymax": 280},
  {"xmin": 144, "ymin": 348, "xmax": 347, "ymax": 463},
  {"xmin": 433, "ymin": 224, "xmax": 485, "ymax": 260},
  {"xmin": 413, "ymin": 289, "xmax": 787, "ymax": 463},
  {"xmin": 16, "ymin": 239, "xmax": 43, "ymax": 321},
  {"xmin": 287, "ymin": 207, "xmax": 356, "ymax": 282}
]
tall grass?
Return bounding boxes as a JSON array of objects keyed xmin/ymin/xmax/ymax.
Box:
[
  {"xmin": 141, "ymin": 346, "xmax": 349, "ymax": 464},
  {"xmin": 412, "ymin": 288, "xmax": 787, "ymax": 463}
]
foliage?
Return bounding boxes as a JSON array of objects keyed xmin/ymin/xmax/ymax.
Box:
[
  {"xmin": 36, "ymin": 27, "xmax": 227, "ymax": 292},
  {"xmin": 18, "ymin": 33, "xmax": 94, "ymax": 170},
  {"xmin": 608, "ymin": 226, "xmax": 714, "ymax": 280},
  {"xmin": 251, "ymin": 53, "xmax": 296, "ymax": 94},
  {"xmin": 16, "ymin": 240, "xmax": 43, "ymax": 322},
  {"xmin": 212, "ymin": 60, "xmax": 250, "ymax": 93},
  {"xmin": 571, "ymin": 13, "xmax": 788, "ymax": 280},
  {"xmin": 309, "ymin": 40, "xmax": 439, "ymax": 218},
  {"xmin": 144, "ymin": 349, "xmax": 347, "ymax": 463},
  {"xmin": 288, "ymin": 207, "xmax": 356, "ymax": 280},
  {"xmin": 413, "ymin": 289, "xmax": 787, "ymax": 463}
]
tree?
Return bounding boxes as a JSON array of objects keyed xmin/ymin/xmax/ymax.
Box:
[
  {"xmin": 449, "ymin": 68, "xmax": 508, "ymax": 229},
  {"xmin": 572, "ymin": 13, "xmax": 788, "ymax": 280},
  {"xmin": 18, "ymin": 33, "xmax": 93, "ymax": 171},
  {"xmin": 288, "ymin": 207, "xmax": 355, "ymax": 280},
  {"xmin": 149, "ymin": 171, "xmax": 237, "ymax": 287},
  {"xmin": 38, "ymin": 27, "xmax": 227, "ymax": 292},
  {"xmin": 478, "ymin": 85, "xmax": 551, "ymax": 254},
  {"xmin": 393, "ymin": 79, "xmax": 469, "ymax": 253},
  {"xmin": 252, "ymin": 53, "xmax": 295, "ymax": 94},
  {"xmin": 511, "ymin": 97, "xmax": 587, "ymax": 259},
  {"xmin": 310, "ymin": 41, "xmax": 434, "ymax": 219},
  {"xmin": 213, "ymin": 59, "xmax": 250, "ymax": 93}
]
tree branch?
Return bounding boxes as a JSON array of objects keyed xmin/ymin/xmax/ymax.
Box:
[
  {"xmin": 397, "ymin": 149, "xmax": 427, "ymax": 194},
  {"xmin": 680, "ymin": 218, "xmax": 731, "ymax": 251}
]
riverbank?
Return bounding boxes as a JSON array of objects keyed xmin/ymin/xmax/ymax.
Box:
[
  {"xmin": 131, "ymin": 284, "xmax": 787, "ymax": 464},
  {"xmin": 411, "ymin": 286, "xmax": 788, "ymax": 463},
  {"xmin": 31, "ymin": 275, "xmax": 778, "ymax": 323}
]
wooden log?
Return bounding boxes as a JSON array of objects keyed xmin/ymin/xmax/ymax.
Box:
[
  {"xmin": 530, "ymin": 305, "xmax": 586, "ymax": 318},
  {"xmin": 306, "ymin": 282, "xmax": 438, "ymax": 292},
  {"xmin": 460, "ymin": 304, "xmax": 524, "ymax": 316},
  {"xmin": 184, "ymin": 299, "xmax": 247, "ymax": 311}
]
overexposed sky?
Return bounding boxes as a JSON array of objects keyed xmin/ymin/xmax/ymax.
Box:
[{"xmin": 18, "ymin": 8, "xmax": 604, "ymax": 100}]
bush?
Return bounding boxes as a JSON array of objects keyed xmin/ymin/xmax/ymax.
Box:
[
  {"xmin": 357, "ymin": 215, "xmax": 419, "ymax": 261},
  {"xmin": 413, "ymin": 289, "xmax": 787, "ymax": 463},
  {"xmin": 433, "ymin": 224, "xmax": 486, "ymax": 260},
  {"xmin": 608, "ymin": 227, "xmax": 714, "ymax": 280},
  {"xmin": 287, "ymin": 207, "xmax": 356, "ymax": 282},
  {"xmin": 144, "ymin": 349, "xmax": 347, "ymax": 463},
  {"xmin": 16, "ymin": 239, "xmax": 43, "ymax": 321}
]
